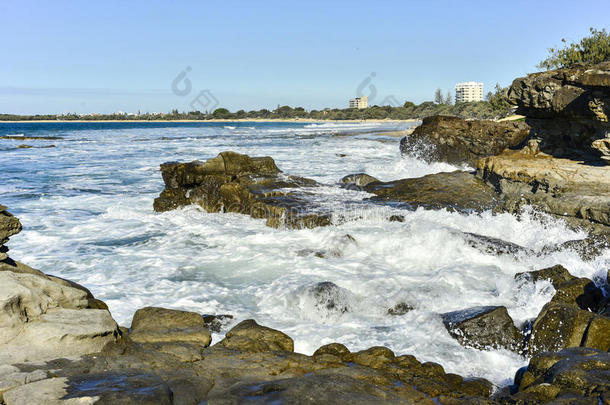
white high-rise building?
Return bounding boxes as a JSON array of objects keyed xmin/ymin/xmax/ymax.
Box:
[
  {"xmin": 455, "ymin": 82, "xmax": 484, "ymax": 103},
  {"xmin": 349, "ymin": 96, "xmax": 368, "ymax": 109}
]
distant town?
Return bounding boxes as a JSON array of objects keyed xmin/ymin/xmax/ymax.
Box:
[{"xmin": 2, "ymin": 81, "xmax": 509, "ymax": 122}]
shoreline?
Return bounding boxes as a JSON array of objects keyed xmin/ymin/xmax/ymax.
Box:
[{"xmin": 0, "ymin": 118, "xmax": 421, "ymax": 124}]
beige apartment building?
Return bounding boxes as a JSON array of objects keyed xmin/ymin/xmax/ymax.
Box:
[
  {"xmin": 349, "ymin": 96, "xmax": 368, "ymax": 109},
  {"xmin": 455, "ymin": 82, "xmax": 483, "ymax": 103}
]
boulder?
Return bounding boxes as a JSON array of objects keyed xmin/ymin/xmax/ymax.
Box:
[
  {"xmin": 528, "ymin": 302, "xmax": 610, "ymax": 355},
  {"xmin": 515, "ymin": 265, "xmax": 603, "ymax": 311},
  {"xmin": 153, "ymin": 151, "xmax": 331, "ymax": 229},
  {"xmin": 400, "ymin": 115, "xmax": 530, "ymax": 165},
  {"xmin": 365, "ymin": 171, "xmax": 499, "ymax": 213},
  {"xmin": 0, "ymin": 271, "xmax": 119, "ymax": 364},
  {"xmin": 130, "ymin": 307, "xmax": 211, "ymax": 347},
  {"xmin": 441, "ymin": 306, "xmax": 523, "ymax": 352},
  {"xmin": 218, "ymin": 319, "xmax": 294, "ymax": 352},
  {"xmin": 341, "ymin": 173, "xmax": 380, "ymax": 188},
  {"xmin": 202, "ymin": 314, "xmax": 234, "ymax": 333},
  {"xmin": 507, "ymin": 61, "xmax": 610, "ymax": 161},
  {"xmin": 461, "ymin": 232, "xmax": 530, "ymax": 256},
  {"xmin": 513, "ymin": 347, "xmax": 610, "ymax": 404},
  {"xmin": 0, "ymin": 206, "xmax": 22, "ymax": 259}
]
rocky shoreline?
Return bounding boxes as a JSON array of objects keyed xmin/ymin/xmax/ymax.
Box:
[
  {"xmin": 0, "ymin": 205, "xmax": 609, "ymax": 404},
  {"xmin": 1, "ymin": 63, "xmax": 609, "ymax": 404}
]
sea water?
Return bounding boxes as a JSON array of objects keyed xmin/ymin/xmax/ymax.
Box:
[{"xmin": 1, "ymin": 121, "xmax": 608, "ymax": 387}]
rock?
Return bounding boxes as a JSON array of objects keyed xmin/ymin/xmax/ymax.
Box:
[
  {"xmin": 508, "ymin": 62, "xmax": 610, "ymax": 122},
  {"xmin": 387, "ymin": 302, "xmax": 413, "ymax": 316},
  {"xmin": 475, "ymin": 148, "xmax": 610, "ymax": 230},
  {"xmin": 515, "ymin": 264, "xmax": 576, "ymax": 286},
  {"xmin": 202, "ymin": 314, "xmax": 234, "ymax": 333},
  {"xmin": 514, "ymin": 347, "xmax": 610, "ymax": 403},
  {"xmin": 0, "ymin": 270, "xmax": 119, "ymax": 364},
  {"xmin": 400, "ymin": 115, "xmax": 530, "ymax": 165},
  {"xmin": 388, "ymin": 215, "xmax": 404, "ymax": 222},
  {"xmin": 153, "ymin": 151, "xmax": 331, "ymax": 229},
  {"xmin": 441, "ymin": 306, "xmax": 523, "ymax": 352},
  {"xmin": 301, "ymin": 281, "xmax": 354, "ymax": 316},
  {"xmin": 461, "ymin": 232, "xmax": 530, "ymax": 256},
  {"xmin": 2, "ymin": 373, "xmax": 173, "ymax": 405},
  {"xmin": 515, "ymin": 265, "xmax": 604, "ymax": 311},
  {"xmin": 507, "ymin": 62, "xmax": 610, "ymax": 161},
  {"xmin": 528, "ymin": 302, "xmax": 610, "ymax": 355},
  {"xmin": 16, "ymin": 144, "xmax": 32, "ymax": 149},
  {"xmin": 204, "ymin": 373, "xmax": 424, "ymax": 405},
  {"xmin": 365, "ymin": 171, "xmax": 499, "ymax": 213},
  {"xmin": 313, "ymin": 343, "xmax": 351, "ymax": 359},
  {"xmin": 218, "ymin": 319, "xmax": 294, "ymax": 352},
  {"xmin": 341, "ymin": 173, "xmax": 380, "ymax": 188},
  {"xmin": 547, "ymin": 235, "xmax": 610, "ymax": 260},
  {"xmin": 130, "ymin": 307, "xmax": 211, "ymax": 347},
  {"xmin": 0, "ymin": 206, "xmax": 22, "ymax": 246}
]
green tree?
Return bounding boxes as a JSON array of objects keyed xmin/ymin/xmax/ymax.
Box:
[
  {"xmin": 212, "ymin": 108, "xmax": 231, "ymax": 119},
  {"xmin": 434, "ymin": 88, "xmax": 443, "ymax": 104},
  {"xmin": 538, "ymin": 27, "xmax": 610, "ymax": 70}
]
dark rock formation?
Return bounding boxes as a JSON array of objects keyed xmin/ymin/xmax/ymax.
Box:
[
  {"xmin": 154, "ymin": 151, "xmax": 331, "ymax": 229},
  {"xmin": 364, "ymin": 171, "xmax": 499, "ymax": 213},
  {"xmin": 461, "ymin": 232, "xmax": 530, "ymax": 256},
  {"xmin": 400, "ymin": 115, "xmax": 530, "ymax": 165},
  {"xmin": 508, "ymin": 61, "xmax": 610, "ymax": 161},
  {"xmin": 509, "ymin": 347, "xmax": 610, "ymax": 404},
  {"xmin": 516, "ymin": 265, "xmax": 609, "ymax": 356},
  {"xmin": 341, "ymin": 173, "xmax": 380, "ymax": 188},
  {"xmin": 441, "ymin": 306, "xmax": 523, "ymax": 352}
]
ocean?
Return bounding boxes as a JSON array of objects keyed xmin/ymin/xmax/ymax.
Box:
[{"xmin": 1, "ymin": 121, "xmax": 607, "ymax": 386}]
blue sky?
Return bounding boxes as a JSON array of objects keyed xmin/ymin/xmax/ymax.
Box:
[{"xmin": 1, "ymin": 0, "xmax": 608, "ymax": 114}]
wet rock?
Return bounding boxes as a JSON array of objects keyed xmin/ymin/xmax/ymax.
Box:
[
  {"xmin": 350, "ymin": 346, "xmax": 395, "ymax": 369},
  {"xmin": 313, "ymin": 343, "xmax": 350, "ymax": 359},
  {"xmin": 515, "ymin": 264, "xmax": 576, "ymax": 286},
  {"xmin": 514, "ymin": 347, "xmax": 610, "ymax": 403},
  {"xmin": 0, "ymin": 206, "xmax": 22, "ymax": 246},
  {"xmin": 365, "ymin": 171, "xmax": 499, "ymax": 213},
  {"xmin": 441, "ymin": 306, "xmax": 523, "ymax": 352},
  {"xmin": 341, "ymin": 173, "xmax": 380, "ymax": 187},
  {"xmin": 528, "ymin": 302, "xmax": 610, "ymax": 355},
  {"xmin": 515, "ymin": 265, "xmax": 604, "ymax": 311},
  {"xmin": 387, "ymin": 302, "xmax": 413, "ymax": 316},
  {"xmin": 16, "ymin": 144, "xmax": 32, "ymax": 149},
  {"xmin": 3, "ymin": 372, "xmax": 174, "ymax": 405},
  {"xmin": 130, "ymin": 307, "xmax": 211, "ymax": 347},
  {"xmin": 202, "ymin": 314, "xmax": 234, "ymax": 333},
  {"xmin": 153, "ymin": 151, "xmax": 331, "ymax": 229},
  {"xmin": 544, "ymin": 235, "xmax": 610, "ymax": 260},
  {"xmin": 205, "ymin": 373, "xmax": 421, "ymax": 405},
  {"xmin": 462, "ymin": 232, "xmax": 530, "ymax": 256},
  {"xmin": 400, "ymin": 115, "xmax": 530, "ymax": 165},
  {"xmin": 218, "ymin": 319, "xmax": 294, "ymax": 352},
  {"xmin": 388, "ymin": 214, "xmax": 405, "ymax": 222},
  {"xmin": 306, "ymin": 281, "xmax": 353, "ymax": 315}
]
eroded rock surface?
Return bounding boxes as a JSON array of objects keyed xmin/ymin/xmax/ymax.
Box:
[
  {"xmin": 400, "ymin": 115, "xmax": 530, "ymax": 165},
  {"xmin": 507, "ymin": 61, "xmax": 610, "ymax": 161},
  {"xmin": 154, "ymin": 151, "xmax": 331, "ymax": 229}
]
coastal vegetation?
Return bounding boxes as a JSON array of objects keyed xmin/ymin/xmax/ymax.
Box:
[
  {"xmin": 538, "ymin": 27, "xmax": 610, "ymax": 69},
  {"xmin": 0, "ymin": 86, "xmax": 512, "ymax": 122}
]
